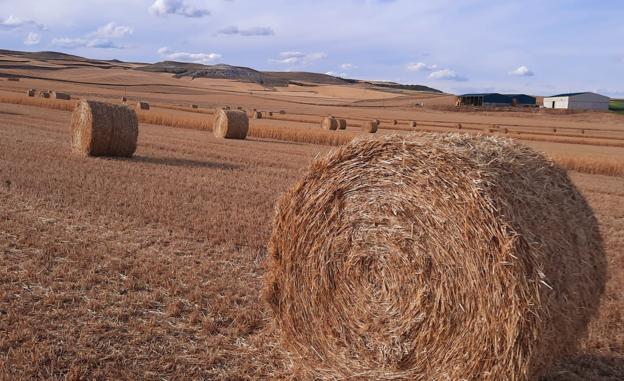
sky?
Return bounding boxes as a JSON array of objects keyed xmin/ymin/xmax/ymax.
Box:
[{"xmin": 1, "ymin": 0, "xmax": 623, "ymax": 96}]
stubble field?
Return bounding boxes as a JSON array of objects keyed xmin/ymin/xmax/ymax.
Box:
[{"xmin": 1, "ymin": 57, "xmax": 623, "ymax": 380}]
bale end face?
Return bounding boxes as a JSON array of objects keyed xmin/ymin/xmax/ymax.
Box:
[
  {"xmin": 137, "ymin": 101, "xmax": 150, "ymax": 110},
  {"xmin": 27, "ymin": 89, "xmax": 36, "ymax": 97},
  {"xmin": 70, "ymin": 100, "xmax": 138, "ymax": 157},
  {"xmin": 322, "ymin": 117, "xmax": 338, "ymax": 131},
  {"xmin": 265, "ymin": 133, "xmax": 606, "ymax": 380},
  {"xmin": 410, "ymin": 121, "xmax": 417, "ymax": 128},
  {"xmin": 213, "ymin": 109, "xmax": 249, "ymax": 139},
  {"xmin": 252, "ymin": 111, "xmax": 262, "ymax": 119},
  {"xmin": 337, "ymin": 119, "xmax": 347, "ymax": 130},
  {"xmin": 362, "ymin": 120, "xmax": 378, "ymax": 133}
]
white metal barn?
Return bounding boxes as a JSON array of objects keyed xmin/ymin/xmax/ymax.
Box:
[{"xmin": 543, "ymin": 92, "xmax": 610, "ymax": 110}]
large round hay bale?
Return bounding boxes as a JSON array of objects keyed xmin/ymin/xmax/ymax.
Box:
[
  {"xmin": 70, "ymin": 100, "xmax": 138, "ymax": 157},
  {"xmin": 121, "ymin": 96, "xmax": 127, "ymax": 103},
  {"xmin": 409, "ymin": 121, "xmax": 417, "ymax": 128},
  {"xmin": 252, "ymin": 111, "xmax": 262, "ymax": 119},
  {"xmin": 26, "ymin": 89, "xmax": 35, "ymax": 97},
  {"xmin": 264, "ymin": 134, "xmax": 606, "ymax": 380},
  {"xmin": 322, "ymin": 117, "xmax": 338, "ymax": 131},
  {"xmin": 362, "ymin": 120, "xmax": 378, "ymax": 133},
  {"xmin": 191, "ymin": 104, "xmax": 198, "ymax": 109},
  {"xmin": 38, "ymin": 90, "xmax": 50, "ymax": 99},
  {"xmin": 213, "ymin": 109, "xmax": 249, "ymax": 139},
  {"xmin": 137, "ymin": 101, "xmax": 150, "ymax": 110}
]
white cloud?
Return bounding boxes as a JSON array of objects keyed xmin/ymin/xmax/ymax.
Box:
[
  {"xmin": 509, "ymin": 65, "xmax": 534, "ymax": 77},
  {"xmin": 91, "ymin": 22, "xmax": 133, "ymax": 39},
  {"xmin": 51, "ymin": 21, "xmax": 131, "ymax": 50},
  {"xmin": 340, "ymin": 63, "xmax": 357, "ymax": 70},
  {"xmin": 325, "ymin": 71, "xmax": 347, "ymax": 77},
  {"xmin": 217, "ymin": 26, "xmax": 274, "ymax": 36},
  {"xmin": 0, "ymin": 15, "xmax": 45, "ymax": 31},
  {"xmin": 51, "ymin": 37, "xmax": 125, "ymax": 49},
  {"xmin": 406, "ymin": 62, "xmax": 438, "ymax": 72},
  {"xmin": 428, "ymin": 69, "xmax": 466, "ymax": 81},
  {"xmin": 157, "ymin": 47, "xmax": 221, "ymax": 64},
  {"xmin": 149, "ymin": 0, "xmax": 210, "ymax": 18},
  {"xmin": 24, "ymin": 32, "xmax": 41, "ymax": 46},
  {"xmin": 271, "ymin": 51, "xmax": 327, "ymax": 65}
]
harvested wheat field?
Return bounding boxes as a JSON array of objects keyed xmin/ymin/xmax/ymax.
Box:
[{"xmin": 0, "ymin": 49, "xmax": 623, "ymax": 380}]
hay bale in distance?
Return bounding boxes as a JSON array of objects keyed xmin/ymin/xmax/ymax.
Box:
[
  {"xmin": 268, "ymin": 111, "xmax": 274, "ymax": 117},
  {"xmin": 265, "ymin": 134, "xmax": 606, "ymax": 380},
  {"xmin": 337, "ymin": 119, "xmax": 347, "ymax": 130},
  {"xmin": 279, "ymin": 110, "xmax": 286, "ymax": 115},
  {"xmin": 410, "ymin": 121, "xmax": 417, "ymax": 128},
  {"xmin": 191, "ymin": 104, "xmax": 198, "ymax": 109},
  {"xmin": 252, "ymin": 111, "xmax": 262, "ymax": 119},
  {"xmin": 38, "ymin": 90, "xmax": 50, "ymax": 99},
  {"xmin": 457, "ymin": 123, "xmax": 463, "ymax": 129},
  {"xmin": 322, "ymin": 116, "xmax": 338, "ymax": 131},
  {"xmin": 7, "ymin": 77, "xmax": 19, "ymax": 82},
  {"xmin": 137, "ymin": 101, "xmax": 150, "ymax": 110},
  {"xmin": 362, "ymin": 120, "xmax": 378, "ymax": 133},
  {"xmin": 213, "ymin": 109, "xmax": 249, "ymax": 139},
  {"xmin": 70, "ymin": 100, "xmax": 138, "ymax": 157},
  {"xmin": 26, "ymin": 89, "xmax": 36, "ymax": 97},
  {"xmin": 53, "ymin": 92, "xmax": 71, "ymax": 100},
  {"xmin": 121, "ymin": 96, "xmax": 127, "ymax": 102},
  {"xmin": 553, "ymin": 128, "xmax": 558, "ymax": 133}
]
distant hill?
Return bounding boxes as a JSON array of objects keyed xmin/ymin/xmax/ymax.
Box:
[{"xmin": 0, "ymin": 49, "xmax": 442, "ymax": 93}]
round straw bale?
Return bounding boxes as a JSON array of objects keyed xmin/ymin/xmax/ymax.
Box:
[
  {"xmin": 337, "ymin": 118, "xmax": 347, "ymax": 130},
  {"xmin": 27, "ymin": 89, "xmax": 35, "ymax": 97},
  {"xmin": 322, "ymin": 116, "xmax": 338, "ymax": 131},
  {"xmin": 252, "ymin": 111, "xmax": 262, "ymax": 119},
  {"xmin": 237, "ymin": 106, "xmax": 244, "ymax": 110},
  {"xmin": 137, "ymin": 101, "xmax": 150, "ymax": 110},
  {"xmin": 191, "ymin": 104, "xmax": 198, "ymax": 109},
  {"xmin": 38, "ymin": 90, "xmax": 50, "ymax": 99},
  {"xmin": 264, "ymin": 134, "xmax": 606, "ymax": 380},
  {"xmin": 70, "ymin": 100, "xmax": 138, "ymax": 157},
  {"xmin": 410, "ymin": 121, "xmax": 417, "ymax": 128},
  {"xmin": 553, "ymin": 128, "xmax": 558, "ymax": 133},
  {"xmin": 393, "ymin": 119, "xmax": 398, "ymax": 125},
  {"xmin": 121, "ymin": 96, "xmax": 127, "ymax": 102},
  {"xmin": 7, "ymin": 77, "xmax": 19, "ymax": 82},
  {"xmin": 53, "ymin": 92, "xmax": 71, "ymax": 100},
  {"xmin": 502, "ymin": 127, "xmax": 509, "ymax": 134},
  {"xmin": 362, "ymin": 120, "xmax": 378, "ymax": 133},
  {"xmin": 279, "ymin": 110, "xmax": 286, "ymax": 115},
  {"xmin": 268, "ymin": 111, "xmax": 274, "ymax": 117},
  {"xmin": 373, "ymin": 119, "xmax": 380, "ymax": 126},
  {"xmin": 456, "ymin": 122, "xmax": 462, "ymax": 129},
  {"xmin": 213, "ymin": 109, "xmax": 249, "ymax": 139},
  {"xmin": 580, "ymin": 129, "xmax": 585, "ymax": 134}
]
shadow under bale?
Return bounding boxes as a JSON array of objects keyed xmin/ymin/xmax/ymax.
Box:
[{"xmin": 264, "ymin": 133, "xmax": 607, "ymax": 380}]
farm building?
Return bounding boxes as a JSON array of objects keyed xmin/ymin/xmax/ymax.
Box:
[
  {"xmin": 505, "ymin": 94, "xmax": 537, "ymax": 106},
  {"xmin": 543, "ymin": 92, "xmax": 610, "ymax": 110},
  {"xmin": 459, "ymin": 93, "xmax": 536, "ymax": 107}
]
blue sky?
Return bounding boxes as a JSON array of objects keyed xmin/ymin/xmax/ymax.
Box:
[{"xmin": 1, "ymin": 0, "xmax": 623, "ymax": 96}]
